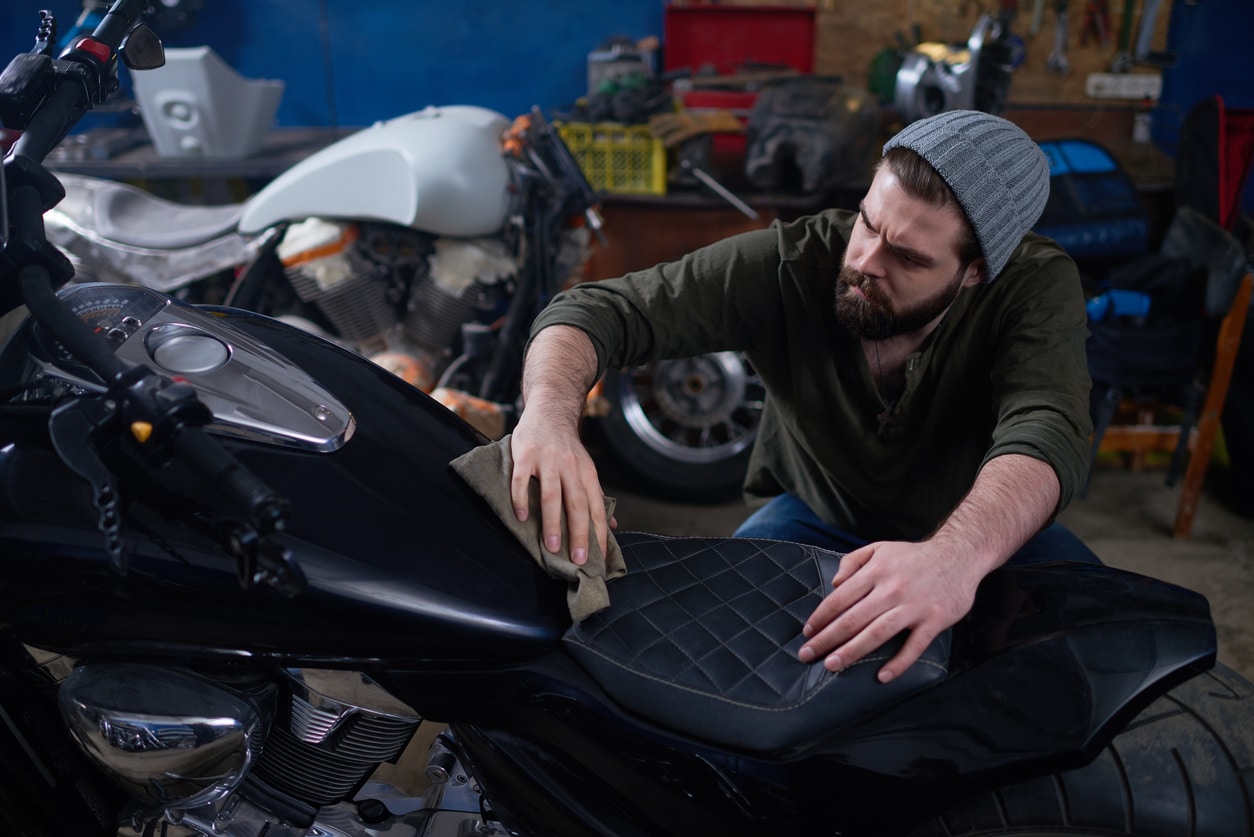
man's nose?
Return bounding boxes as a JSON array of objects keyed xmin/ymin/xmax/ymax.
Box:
[{"xmin": 850, "ymin": 238, "xmax": 888, "ymax": 277}]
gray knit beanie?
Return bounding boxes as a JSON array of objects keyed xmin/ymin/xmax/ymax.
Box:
[{"xmin": 882, "ymin": 110, "xmax": 1050, "ymax": 281}]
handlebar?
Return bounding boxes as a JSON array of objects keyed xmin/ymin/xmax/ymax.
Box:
[
  {"xmin": 2, "ymin": 1, "xmax": 300, "ymax": 594},
  {"xmin": 4, "ymin": 0, "xmax": 147, "ymax": 162},
  {"xmin": 8, "ymin": 75, "xmax": 89, "ymax": 165}
]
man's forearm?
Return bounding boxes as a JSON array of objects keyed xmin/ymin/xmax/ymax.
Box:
[
  {"xmin": 521, "ymin": 325, "xmax": 601, "ymax": 428},
  {"xmin": 928, "ymin": 453, "xmax": 1061, "ymax": 574}
]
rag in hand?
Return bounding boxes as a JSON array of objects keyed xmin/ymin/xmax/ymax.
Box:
[{"xmin": 450, "ymin": 435, "xmax": 626, "ymax": 621}]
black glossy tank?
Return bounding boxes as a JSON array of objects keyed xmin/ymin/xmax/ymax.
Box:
[{"xmin": 0, "ymin": 308, "xmax": 569, "ymax": 665}]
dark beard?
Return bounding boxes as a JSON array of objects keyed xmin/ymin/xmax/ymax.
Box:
[{"xmin": 834, "ymin": 266, "xmax": 964, "ymax": 340}]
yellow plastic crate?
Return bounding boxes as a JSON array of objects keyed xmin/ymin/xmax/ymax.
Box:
[{"xmin": 557, "ymin": 122, "xmax": 666, "ymax": 196}]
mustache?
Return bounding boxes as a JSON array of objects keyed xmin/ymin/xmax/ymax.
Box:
[{"xmin": 838, "ymin": 266, "xmax": 887, "ymax": 307}]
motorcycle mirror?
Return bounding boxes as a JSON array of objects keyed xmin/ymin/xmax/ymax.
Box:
[{"xmin": 119, "ymin": 23, "xmax": 164, "ymax": 71}]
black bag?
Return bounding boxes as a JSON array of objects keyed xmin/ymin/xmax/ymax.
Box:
[
  {"xmin": 1087, "ymin": 318, "xmax": 1203, "ymax": 390},
  {"xmin": 1086, "ymin": 252, "xmax": 1207, "ymax": 392}
]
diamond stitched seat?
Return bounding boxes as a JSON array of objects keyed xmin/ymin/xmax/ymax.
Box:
[{"xmin": 563, "ymin": 532, "xmax": 951, "ymax": 752}]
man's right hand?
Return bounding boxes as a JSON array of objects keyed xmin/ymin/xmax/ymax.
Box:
[{"xmin": 510, "ymin": 325, "xmax": 613, "ymax": 565}]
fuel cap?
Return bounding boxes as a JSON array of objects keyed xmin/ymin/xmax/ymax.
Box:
[{"xmin": 146, "ymin": 324, "xmax": 230, "ymax": 374}]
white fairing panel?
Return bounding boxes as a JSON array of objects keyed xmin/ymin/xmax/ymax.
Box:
[{"xmin": 238, "ymin": 105, "xmax": 514, "ymax": 237}]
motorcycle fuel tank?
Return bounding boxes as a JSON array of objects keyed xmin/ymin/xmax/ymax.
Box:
[
  {"xmin": 0, "ymin": 288, "xmax": 569, "ymax": 666},
  {"xmin": 237, "ymin": 105, "xmax": 515, "ymax": 238}
]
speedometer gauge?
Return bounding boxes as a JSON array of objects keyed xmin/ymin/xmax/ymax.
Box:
[{"xmin": 33, "ymin": 284, "xmax": 169, "ymax": 377}]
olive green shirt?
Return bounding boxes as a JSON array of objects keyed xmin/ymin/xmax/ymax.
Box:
[{"xmin": 530, "ymin": 209, "xmax": 1092, "ymax": 541}]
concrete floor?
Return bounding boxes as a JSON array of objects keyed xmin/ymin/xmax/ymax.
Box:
[{"xmin": 600, "ymin": 465, "xmax": 1254, "ymax": 683}]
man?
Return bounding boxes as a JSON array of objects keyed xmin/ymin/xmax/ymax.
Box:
[{"xmin": 508, "ymin": 110, "xmax": 1095, "ymax": 683}]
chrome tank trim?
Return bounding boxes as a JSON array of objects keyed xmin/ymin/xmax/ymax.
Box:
[{"xmin": 40, "ymin": 284, "xmax": 354, "ymax": 452}]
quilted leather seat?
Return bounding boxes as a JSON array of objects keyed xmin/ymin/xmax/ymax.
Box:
[{"xmin": 563, "ymin": 532, "xmax": 952, "ymax": 752}]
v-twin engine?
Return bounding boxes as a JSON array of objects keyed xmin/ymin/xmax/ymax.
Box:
[{"xmin": 277, "ymin": 218, "xmax": 520, "ymax": 393}]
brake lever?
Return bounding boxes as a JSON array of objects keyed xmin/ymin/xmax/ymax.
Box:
[
  {"xmin": 48, "ymin": 395, "xmax": 125, "ymax": 573},
  {"xmin": 118, "ymin": 369, "xmax": 304, "ymax": 596},
  {"xmin": 48, "ymin": 360, "xmax": 304, "ymax": 595}
]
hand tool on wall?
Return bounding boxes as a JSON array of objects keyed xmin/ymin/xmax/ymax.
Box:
[
  {"xmin": 1031, "ymin": 0, "xmax": 1045, "ymax": 34},
  {"xmin": 1081, "ymin": 0, "xmax": 1111, "ymax": 47},
  {"xmin": 1109, "ymin": 0, "xmax": 1135, "ymax": 71},
  {"xmin": 1047, "ymin": 0, "xmax": 1070, "ymax": 74},
  {"xmin": 1135, "ymin": 0, "xmax": 1163, "ymax": 59},
  {"xmin": 1134, "ymin": 0, "xmax": 1176, "ymax": 66}
]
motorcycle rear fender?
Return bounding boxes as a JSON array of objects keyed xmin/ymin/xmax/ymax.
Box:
[{"xmin": 238, "ymin": 106, "xmax": 515, "ymax": 238}]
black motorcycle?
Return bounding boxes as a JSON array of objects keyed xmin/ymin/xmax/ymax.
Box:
[{"xmin": 1, "ymin": 4, "xmax": 1252, "ymax": 836}]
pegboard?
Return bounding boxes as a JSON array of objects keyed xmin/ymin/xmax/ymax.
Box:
[{"xmin": 674, "ymin": 0, "xmax": 1174, "ymax": 108}]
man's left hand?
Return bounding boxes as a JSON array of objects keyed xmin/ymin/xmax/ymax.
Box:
[{"xmin": 797, "ymin": 540, "xmax": 981, "ymax": 683}]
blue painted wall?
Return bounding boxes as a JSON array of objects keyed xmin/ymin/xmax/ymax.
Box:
[
  {"xmin": 1155, "ymin": 0, "xmax": 1254, "ymax": 145},
  {"xmin": 1154, "ymin": 0, "xmax": 1254, "ymax": 214},
  {"xmin": 0, "ymin": 1, "xmax": 664, "ymax": 128}
]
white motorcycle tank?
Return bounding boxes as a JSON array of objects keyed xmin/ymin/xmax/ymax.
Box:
[{"xmin": 238, "ymin": 105, "xmax": 514, "ymax": 238}]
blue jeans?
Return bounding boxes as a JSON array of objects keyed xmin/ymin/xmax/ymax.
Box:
[{"xmin": 732, "ymin": 493, "xmax": 1103, "ymax": 566}]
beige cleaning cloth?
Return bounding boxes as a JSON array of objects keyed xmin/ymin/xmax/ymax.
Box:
[{"xmin": 450, "ymin": 435, "xmax": 626, "ymax": 621}]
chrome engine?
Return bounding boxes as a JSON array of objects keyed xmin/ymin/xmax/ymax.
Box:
[
  {"xmin": 36, "ymin": 652, "xmax": 499, "ymax": 837},
  {"xmin": 275, "ymin": 216, "xmax": 590, "ymax": 395},
  {"xmin": 277, "ymin": 218, "xmax": 522, "ymax": 393}
]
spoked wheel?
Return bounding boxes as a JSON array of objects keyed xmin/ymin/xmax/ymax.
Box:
[
  {"xmin": 595, "ymin": 352, "xmax": 763, "ymax": 502},
  {"xmin": 912, "ymin": 662, "xmax": 1254, "ymax": 837}
]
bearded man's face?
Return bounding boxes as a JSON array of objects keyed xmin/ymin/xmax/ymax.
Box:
[{"xmin": 834, "ymin": 265, "xmax": 966, "ymax": 340}]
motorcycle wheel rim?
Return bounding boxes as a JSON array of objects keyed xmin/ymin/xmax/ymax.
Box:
[{"xmin": 616, "ymin": 352, "xmax": 763, "ymax": 465}]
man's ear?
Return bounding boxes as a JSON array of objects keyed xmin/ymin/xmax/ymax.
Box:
[{"xmin": 960, "ymin": 257, "xmax": 987, "ymax": 287}]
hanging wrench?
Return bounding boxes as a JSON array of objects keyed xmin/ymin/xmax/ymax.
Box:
[
  {"xmin": 1047, "ymin": 0, "xmax": 1070, "ymax": 74},
  {"xmin": 1109, "ymin": 0, "xmax": 1135, "ymax": 72},
  {"xmin": 1134, "ymin": 0, "xmax": 1165, "ymax": 61}
]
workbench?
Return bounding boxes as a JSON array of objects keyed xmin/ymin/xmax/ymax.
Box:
[{"xmin": 581, "ymin": 187, "xmax": 861, "ymax": 282}]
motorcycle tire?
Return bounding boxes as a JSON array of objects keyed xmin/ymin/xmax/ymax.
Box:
[
  {"xmin": 594, "ymin": 353, "xmax": 763, "ymax": 503},
  {"xmin": 912, "ymin": 661, "xmax": 1254, "ymax": 837}
]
